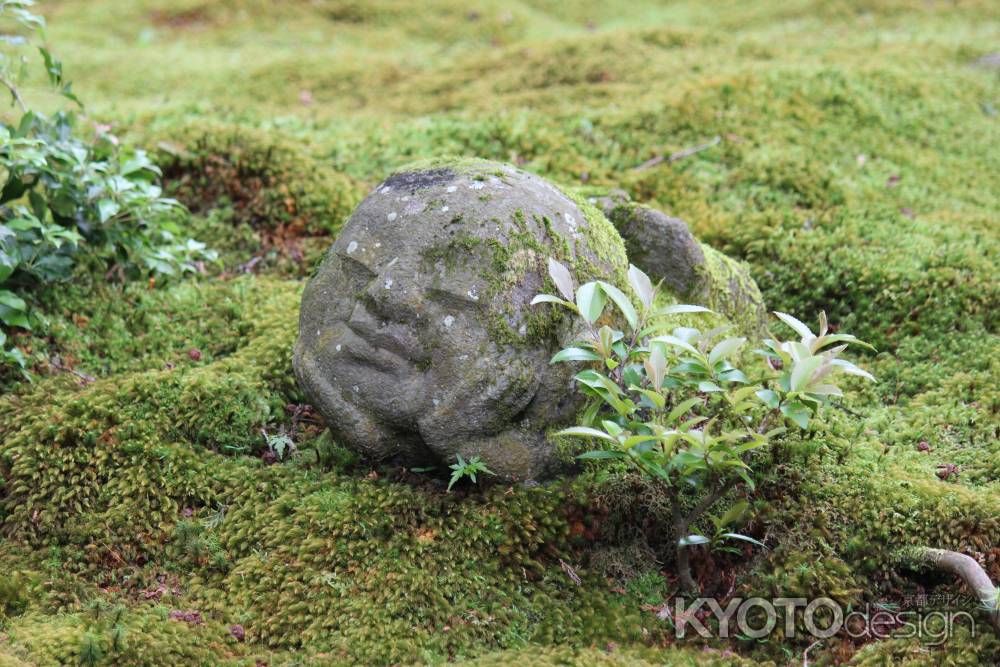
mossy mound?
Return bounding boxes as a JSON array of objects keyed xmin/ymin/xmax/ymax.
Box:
[{"xmin": 155, "ymin": 123, "xmax": 363, "ymax": 237}]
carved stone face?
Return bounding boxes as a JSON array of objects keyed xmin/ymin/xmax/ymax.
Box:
[{"xmin": 293, "ymin": 160, "xmax": 627, "ymax": 481}]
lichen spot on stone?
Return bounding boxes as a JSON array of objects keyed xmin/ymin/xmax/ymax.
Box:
[
  {"xmin": 384, "ymin": 278, "xmax": 393, "ymax": 290},
  {"xmin": 347, "ymin": 240, "xmax": 358, "ymax": 254},
  {"xmin": 470, "ymin": 182, "xmax": 485, "ymax": 190},
  {"xmin": 443, "ymin": 315, "xmax": 455, "ymax": 327},
  {"xmin": 447, "ymin": 186, "xmax": 457, "ymax": 193},
  {"xmin": 387, "ymin": 212, "xmax": 397, "ymax": 222}
]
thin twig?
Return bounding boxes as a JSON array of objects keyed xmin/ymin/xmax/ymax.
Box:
[
  {"xmin": 668, "ymin": 135, "xmax": 721, "ymax": 162},
  {"xmin": 559, "ymin": 559, "xmax": 581, "ymax": 585},
  {"xmin": 49, "ymin": 358, "xmax": 96, "ymax": 384},
  {"xmin": 802, "ymin": 640, "xmax": 823, "ymax": 667},
  {"xmin": 633, "ymin": 136, "xmax": 721, "ymax": 172},
  {"xmin": 0, "ymin": 75, "xmax": 27, "ymax": 112}
]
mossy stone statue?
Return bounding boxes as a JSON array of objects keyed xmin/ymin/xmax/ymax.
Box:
[{"xmin": 294, "ymin": 158, "xmax": 765, "ymax": 481}]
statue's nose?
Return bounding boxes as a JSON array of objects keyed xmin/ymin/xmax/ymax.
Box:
[{"xmin": 358, "ymin": 262, "xmax": 424, "ymax": 325}]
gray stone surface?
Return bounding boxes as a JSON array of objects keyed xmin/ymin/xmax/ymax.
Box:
[
  {"xmin": 294, "ymin": 159, "xmax": 628, "ymax": 482},
  {"xmin": 592, "ymin": 192, "xmax": 767, "ymax": 334},
  {"xmin": 596, "ymin": 195, "xmax": 705, "ymax": 297}
]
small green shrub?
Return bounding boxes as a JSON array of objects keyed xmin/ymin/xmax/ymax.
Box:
[
  {"xmin": 0, "ymin": 2, "xmax": 211, "ymax": 378},
  {"xmin": 535, "ymin": 258, "xmax": 874, "ymax": 592}
]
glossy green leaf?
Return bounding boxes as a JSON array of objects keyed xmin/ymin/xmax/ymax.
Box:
[
  {"xmin": 773, "ymin": 311, "xmax": 814, "ymax": 339},
  {"xmin": 709, "ymin": 337, "xmax": 745, "ymax": 366},
  {"xmin": 547, "ymin": 258, "xmax": 575, "ymax": 301},
  {"xmin": 596, "ymin": 280, "xmax": 638, "ymax": 330},
  {"xmin": 716, "ymin": 501, "xmax": 749, "ymax": 529},
  {"xmin": 575, "ymin": 282, "xmax": 606, "ymax": 324},
  {"xmin": 650, "ymin": 334, "xmax": 698, "ymax": 355},
  {"xmin": 830, "ymin": 358, "xmax": 876, "ymax": 381},
  {"xmin": 790, "ymin": 355, "xmax": 822, "ymax": 392},
  {"xmin": 780, "ymin": 401, "xmax": 811, "ymax": 429},
  {"xmin": 0, "ymin": 290, "xmax": 25, "ymax": 312},
  {"xmin": 721, "ymin": 532, "xmax": 767, "ymax": 549},
  {"xmin": 627, "ymin": 264, "xmax": 654, "ymax": 309},
  {"xmin": 667, "ymin": 397, "xmax": 701, "ymax": 424},
  {"xmin": 550, "ymin": 347, "xmax": 602, "ymax": 364},
  {"xmin": 654, "ymin": 304, "xmax": 713, "ymax": 316},
  {"xmin": 531, "ymin": 294, "xmax": 576, "ymax": 311},
  {"xmin": 555, "ymin": 426, "xmax": 617, "ymax": 442}
]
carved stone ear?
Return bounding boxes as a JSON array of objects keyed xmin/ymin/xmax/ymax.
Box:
[
  {"xmin": 596, "ymin": 196, "xmax": 704, "ymax": 296},
  {"xmin": 593, "ymin": 193, "xmax": 768, "ymax": 336}
]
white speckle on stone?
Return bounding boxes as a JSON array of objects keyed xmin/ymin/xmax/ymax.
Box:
[
  {"xmin": 441, "ymin": 206, "xmax": 449, "ymax": 212},
  {"xmin": 316, "ymin": 329, "xmax": 321, "ymax": 336},
  {"xmin": 346, "ymin": 240, "xmax": 358, "ymax": 254},
  {"xmin": 387, "ymin": 256, "xmax": 399, "ymax": 268},
  {"xmin": 518, "ymin": 324, "xmax": 527, "ymax": 336},
  {"xmin": 352, "ymin": 385, "xmax": 360, "ymax": 393},
  {"xmin": 404, "ymin": 200, "xmax": 426, "ymax": 215},
  {"xmin": 470, "ymin": 181, "xmax": 485, "ymax": 190},
  {"xmin": 374, "ymin": 242, "xmax": 381, "ymax": 248},
  {"xmin": 446, "ymin": 185, "xmax": 457, "ymax": 193},
  {"xmin": 335, "ymin": 344, "xmax": 342, "ymax": 352},
  {"xmin": 443, "ymin": 315, "xmax": 455, "ymax": 328},
  {"xmin": 379, "ymin": 185, "xmax": 392, "ymax": 194},
  {"xmin": 467, "ymin": 288, "xmax": 479, "ymax": 301},
  {"xmin": 401, "ymin": 195, "xmax": 410, "ymax": 202},
  {"xmin": 384, "ymin": 277, "xmax": 393, "ymax": 290},
  {"xmin": 432, "ymin": 398, "xmax": 440, "ymax": 407},
  {"xmin": 459, "ymin": 354, "xmax": 469, "ymax": 361},
  {"xmin": 564, "ymin": 213, "xmax": 577, "ymax": 228},
  {"xmin": 387, "ymin": 212, "xmax": 397, "ymax": 222}
]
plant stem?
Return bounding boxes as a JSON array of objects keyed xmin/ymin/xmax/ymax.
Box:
[
  {"xmin": 669, "ymin": 486, "xmax": 700, "ymax": 594},
  {"xmin": 671, "ymin": 476, "xmax": 742, "ymax": 594}
]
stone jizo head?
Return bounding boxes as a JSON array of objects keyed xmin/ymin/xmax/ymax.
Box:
[{"xmin": 294, "ymin": 159, "xmax": 628, "ymax": 481}]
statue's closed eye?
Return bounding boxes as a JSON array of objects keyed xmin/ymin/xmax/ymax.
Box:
[
  {"xmin": 338, "ymin": 253, "xmax": 377, "ymax": 289},
  {"xmin": 426, "ymin": 285, "xmax": 484, "ymax": 310}
]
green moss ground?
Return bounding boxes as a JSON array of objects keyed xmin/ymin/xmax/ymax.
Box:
[{"xmin": 0, "ymin": 0, "xmax": 998, "ymax": 664}]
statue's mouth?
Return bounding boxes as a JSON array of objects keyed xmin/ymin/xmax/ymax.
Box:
[{"xmin": 344, "ymin": 320, "xmax": 427, "ymax": 369}]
